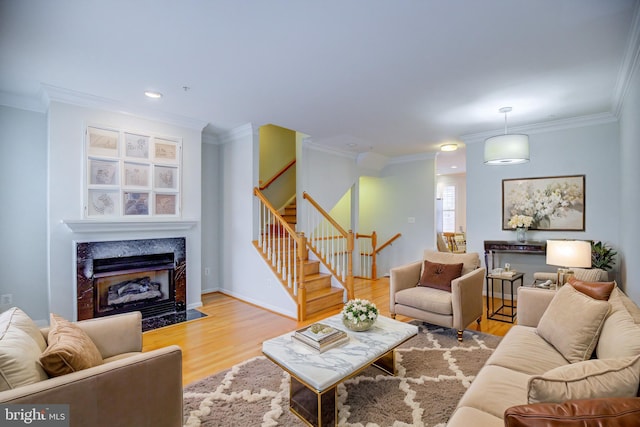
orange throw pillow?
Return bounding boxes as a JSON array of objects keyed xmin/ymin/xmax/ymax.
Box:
[
  {"xmin": 418, "ymin": 260, "xmax": 463, "ymax": 292},
  {"xmin": 567, "ymin": 276, "xmax": 615, "ymax": 301}
]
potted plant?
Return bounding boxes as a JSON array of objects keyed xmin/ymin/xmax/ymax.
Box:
[{"xmin": 591, "ymin": 241, "xmax": 617, "ymax": 271}]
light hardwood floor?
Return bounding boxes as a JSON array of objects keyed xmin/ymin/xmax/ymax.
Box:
[{"xmin": 142, "ymin": 277, "xmax": 513, "ymax": 385}]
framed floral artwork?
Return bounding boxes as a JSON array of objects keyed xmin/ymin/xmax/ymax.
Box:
[{"xmin": 502, "ymin": 175, "xmax": 585, "ymax": 231}]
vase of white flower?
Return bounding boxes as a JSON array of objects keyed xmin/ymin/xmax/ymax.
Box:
[
  {"xmin": 508, "ymin": 215, "xmax": 533, "ymax": 242},
  {"xmin": 342, "ymin": 299, "xmax": 378, "ymax": 331}
]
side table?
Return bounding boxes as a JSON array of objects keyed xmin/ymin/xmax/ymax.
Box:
[{"xmin": 486, "ymin": 272, "xmax": 524, "ymax": 323}]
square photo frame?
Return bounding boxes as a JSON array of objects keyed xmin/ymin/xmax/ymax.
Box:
[
  {"xmin": 154, "ymin": 165, "xmax": 178, "ymax": 190},
  {"xmin": 88, "ymin": 158, "xmax": 119, "ymax": 186},
  {"xmin": 123, "ymin": 192, "xmax": 149, "ymax": 216},
  {"xmin": 123, "ymin": 162, "xmax": 150, "ymax": 187},
  {"xmin": 124, "ymin": 132, "xmax": 150, "ymax": 159},
  {"xmin": 153, "ymin": 138, "xmax": 179, "ymax": 164},
  {"xmin": 155, "ymin": 193, "xmax": 178, "ymax": 215},
  {"xmin": 87, "ymin": 190, "xmax": 120, "ymax": 217},
  {"xmin": 87, "ymin": 127, "xmax": 119, "ymax": 157}
]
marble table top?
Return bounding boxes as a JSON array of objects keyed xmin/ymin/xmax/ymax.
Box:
[{"xmin": 262, "ymin": 314, "xmax": 418, "ymax": 392}]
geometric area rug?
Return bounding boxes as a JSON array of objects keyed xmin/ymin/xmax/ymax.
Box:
[{"xmin": 183, "ymin": 321, "xmax": 502, "ymax": 427}]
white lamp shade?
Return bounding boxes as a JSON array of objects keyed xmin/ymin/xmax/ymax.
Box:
[
  {"xmin": 546, "ymin": 240, "xmax": 592, "ymax": 268},
  {"xmin": 484, "ymin": 134, "xmax": 530, "ymax": 164}
]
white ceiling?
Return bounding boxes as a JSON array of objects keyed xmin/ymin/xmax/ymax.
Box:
[{"xmin": 1, "ymin": 0, "xmax": 638, "ymax": 170}]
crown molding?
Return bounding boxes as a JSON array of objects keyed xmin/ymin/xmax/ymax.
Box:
[
  {"xmin": 460, "ymin": 112, "xmax": 618, "ymax": 144},
  {"xmin": 0, "ymin": 91, "xmax": 47, "ymax": 113},
  {"xmin": 41, "ymin": 84, "xmax": 208, "ymax": 131},
  {"xmin": 216, "ymin": 122, "xmax": 258, "ymax": 145},
  {"xmin": 388, "ymin": 151, "xmax": 436, "ymax": 165},
  {"xmin": 612, "ymin": 2, "xmax": 640, "ymax": 117},
  {"xmin": 303, "ymin": 139, "xmax": 358, "ymax": 160}
]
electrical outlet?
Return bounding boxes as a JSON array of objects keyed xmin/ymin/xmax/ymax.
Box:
[
  {"xmin": 204, "ymin": 268, "xmax": 210, "ymax": 276},
  {"xmin": 407, "ymin": 217, "xmax": 415, "ymax": 223},
  {"xmin": 1, "ymin": 294, "xmax": 12, "ymax": 305}
]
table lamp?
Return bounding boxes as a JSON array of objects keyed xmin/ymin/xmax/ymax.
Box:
[{"xmin": 546, "ymin": 240, "xmax": 592, "ymax": 286}]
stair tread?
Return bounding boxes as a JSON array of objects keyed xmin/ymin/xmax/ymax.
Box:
[{"xmin": 306, "ymin": 286, "xmax": 344, "ymax": 299}]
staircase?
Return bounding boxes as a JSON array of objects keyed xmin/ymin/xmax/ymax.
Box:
[
  {"xmin": 252, "ymin": 238, "xmax": 344, "ymax": 319},
  {"xmin": 281, "ymin": 198, "xmax": 297, "ymax": 227},
  {"xmin": 254, "ymin": 192, "xmax": 346, "ymax": 320}
]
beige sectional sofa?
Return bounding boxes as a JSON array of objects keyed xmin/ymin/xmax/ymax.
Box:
[
  {"xmin": 447, "ymin": 283, "xmax": 640, "ymax": 426},
  {"xmin": 0, "ymin": 308, "xmax": 183, "ymax": 427}
]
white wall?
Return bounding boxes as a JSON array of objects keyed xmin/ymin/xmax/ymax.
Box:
[
  {"xmin": 218, "ymin": 124, "xmax": 297, "ymax": 317},
  {"xmin": 619, "ymin": 57, "xmax": 640, "ymax": 303},
  {"xmin": 0, "ymin": 106, "xmax": 48, "ymax": 320},
  {"xmin": 361, "ymin": 157, "xmax": 437, "ymax": 276},
  {"xmin": 201, "ymin": 140, "xmax": 221, "ymax": 293},
  {"xmin": 466, "ymin": 121, "xmax": 621, "ymax": 292},
  {"xmin": 47, "ymin": 102, "xmax": 203, "ymax": 320}
]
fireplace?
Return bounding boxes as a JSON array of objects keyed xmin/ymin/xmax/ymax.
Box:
[{"xmin": 76, "ymin": 238, "xmax": 186, "ymax": 323}]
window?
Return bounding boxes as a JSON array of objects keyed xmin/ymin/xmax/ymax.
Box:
[{"xmin": 442, "ymin": 185, "xmax": 456, "ymax": 233}]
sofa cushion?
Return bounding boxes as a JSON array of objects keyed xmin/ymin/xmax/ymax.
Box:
[
  {"xmin": 566, "ymin": 276, "xmax": 615, "ymax": 300},
  {"xmin": 456, "ymin": 365, "xmax": 530, "ymax": 419},
  {"xmin": 597, "ymin": 287, "xmax": 640, "ymax": 359},
  {"xmin": 528, "ymin": 355, "xmax": 640, "ymax": 404},
  {"xmin": 536, "ymin": 284, "xmax": 610, "ymax": 363},
  {"xmin": 418, "ymin": 260, "xmax": 463, "ymax": 292},
  {"xmin": 38, "ymin": 313, "xmax": 104, "ymax": 377},
  {"xmin": 0, "ymin": 307, "xmax": 49, "ymax": 391},
  {"xmin": 394, "ymin": 286, "xmax": 452, "ymax": 315},
  {"xmin": 485, "ymin": 325, "xmax": 569, "ymax": 375},
  {"xmin": 505, "ymin": 397, "xmax": 640, "ymax": 427}
]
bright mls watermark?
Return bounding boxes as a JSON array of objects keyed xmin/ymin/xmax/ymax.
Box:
[{"xmin": 1, "ymin": 405, "xmax": 69, "ymax": 426}]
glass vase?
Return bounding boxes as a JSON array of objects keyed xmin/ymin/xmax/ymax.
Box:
[
  {"xmin": 516, "ymin": 227, "xmax": 527, "ymax": 242},
  {"xmin": 342, "ymin": 316, "xmax": 376, "ymax": 332}
]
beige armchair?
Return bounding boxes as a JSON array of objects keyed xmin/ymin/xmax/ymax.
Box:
[
  {"xmin": 390, "ymin": 250, "xmax": 485, "ymax": 341},
  {"xmin": 0, "ymin": 310, "xmax": 183, "ymax": 427}
]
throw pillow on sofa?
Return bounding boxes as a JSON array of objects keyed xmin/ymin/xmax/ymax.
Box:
[
  {"xmin": 418, "ymin": 260, "xmax": 463, "ymax": 292},
  {"xmin": 528, "ymin": 355, "xmax": 640, "ymax": 404},
  {"xmin": 597, "ymin": 287, "xmax": 640, "ymax": 359},
  {"xmin": 0, "ymin": 307, "xmax": 49, "ymax": 391},
  {"xmin": 566, "ymin": 276, "xmax": 616, "ymax": 300},
  {"xmin": 505, "ymin": 397, "xmax": 640, "ymax": 427},
  {"xmin": 536, "ymin": 284, "xmax": 610, "ymax": 363},
  {"xmin": 39, "ymin": 313, "xmax": 103, "ymax": 377}
]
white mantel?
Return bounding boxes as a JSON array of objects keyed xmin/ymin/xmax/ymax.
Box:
[{"xmin": 62, "ymin": 219, "xmax": 198, "ymax": 233}]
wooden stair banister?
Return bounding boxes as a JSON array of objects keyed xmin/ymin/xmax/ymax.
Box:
[
  {"xmin": 259, "ymin": 158, "xmax": 296, "ymax": 191},
  {"xmin": 254, "ymin": 188, "xmax": 343, "ymax": 321},
  {"xmin": 302, "ymin": 191, "xmax": 354, "ymax": 300}
]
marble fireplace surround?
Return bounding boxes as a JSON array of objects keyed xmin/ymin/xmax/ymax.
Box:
[{"xmin": 76, "ymin": 237, "xmax": 187, "ymax": 322}]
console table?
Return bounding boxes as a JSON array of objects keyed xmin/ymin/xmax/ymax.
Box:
[{"xmin": 484, "ymin": 240, "xmax": 546, "ymax": 323}]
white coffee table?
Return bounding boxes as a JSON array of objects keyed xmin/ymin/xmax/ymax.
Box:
[{"xmin": 262, "ymin": 314, "xmax": 418, "ymax": 427}]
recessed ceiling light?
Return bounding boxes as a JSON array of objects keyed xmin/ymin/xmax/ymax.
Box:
[
  {"xmin": 451, "ymin": 165, "xmax": 458, "ymax": 169},
  {"xmin": 144, "ymin": 91, "xmax": 163, "ymax": 99},
  {"xmin": 440, "ymin": 144, "xmax": 458, "ymax": 152}
]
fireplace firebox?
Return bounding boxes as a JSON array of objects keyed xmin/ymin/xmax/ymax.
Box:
[{"xmin": 76, "ymin": 238, "xmax": 186, "ymax": 323}]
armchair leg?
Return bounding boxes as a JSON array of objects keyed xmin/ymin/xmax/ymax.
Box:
[
  {"xmin": 476, "ymin": 317, "xmax": 481, "ymax": 325},
  {"xmin": 390, "ymin": 313, "xmax": 396, "ymax": 319},
  {"xmin": 457, "ymin": 330, "xmax": 463, "ymax": 342}
]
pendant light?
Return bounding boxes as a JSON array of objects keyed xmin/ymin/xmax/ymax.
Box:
[{"xmin": 484, "ymin": 107, "xmax": 529, "ymax": 165}]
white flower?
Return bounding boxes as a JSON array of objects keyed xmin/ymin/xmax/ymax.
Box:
[
  {"xmin": 343, "ymin": 298, "xmax": 378, "ymax": 324},
  {"xmin": 508, "ymin": 214, "xmax": 533, "ymax": 229}
]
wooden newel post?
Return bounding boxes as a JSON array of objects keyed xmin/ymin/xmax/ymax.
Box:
[
  {"xmin": 371, "ymin": 231, "xmax": 377, "ymax": 280},
  {"xmin": 297, "ymin": 232, "xmax": 307, "ymax": 321},
  {"xmin": 346, "ymin": 230, "xmax": 355, "ymax": 300}
]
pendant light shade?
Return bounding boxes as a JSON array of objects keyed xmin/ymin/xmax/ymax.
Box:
[
  {"xmin": 484, "ymin": 107, "xmax": 530, "ymax": 165},
  {"xmin": 484, "ymin": 134, "xmax": 529, "ymax": 164}
]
